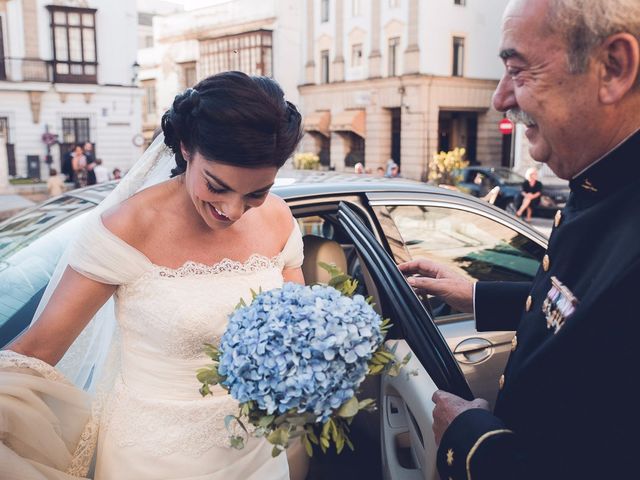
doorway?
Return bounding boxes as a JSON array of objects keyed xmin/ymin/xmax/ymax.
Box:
[
  {"xmin": 438, "ymin": 111, "xmax": 478, "ymax": 163},
  {"xmin": 390, "ymin": 108, "xmax": 401, "ymax": 166}
]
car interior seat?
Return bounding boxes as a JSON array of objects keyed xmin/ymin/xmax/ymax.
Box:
[{"xmin": 301, "ymin": 234, "xmax": 348, "ymax": 284}]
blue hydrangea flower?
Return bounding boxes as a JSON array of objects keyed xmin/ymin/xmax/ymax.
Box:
[{"xmin": 218, "ymin": 282, "xmax": 383, "ymax": 422}]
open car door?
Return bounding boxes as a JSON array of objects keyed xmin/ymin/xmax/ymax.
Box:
[{"xmin": 337, "ymin": 202, "xmax": 472, "ymax": 480}]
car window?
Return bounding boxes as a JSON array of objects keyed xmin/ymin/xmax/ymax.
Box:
[
  {"xmin": 0, "ymin": 196, "xmax": 95, "ymax": 260},
  {"xmin": 297, "ymin": 215, "xmax": 335, "ymax": 240},
  {"xmin": 374, "ymin": 205, "xmax": 545, "ymax": 318},
  {"xmin": 0, "ymin": 198, "xmax": 95, "ymax": 346}
]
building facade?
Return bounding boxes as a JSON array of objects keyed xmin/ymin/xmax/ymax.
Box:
[
  {"xmin": 0, "ymin": 0, "xmax": 142, "ymax": 179},
  {"xmin": 138, "ymin": 0, "xmax": 303, "ymax": 146},
  {"xmin": 299, "ymin": 0, "xmax": 510, "ymax": 180}
]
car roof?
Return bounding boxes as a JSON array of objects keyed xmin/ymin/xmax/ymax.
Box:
[{"xmin": 65, "ymin": 171, "xmax": 476, "ymax": 204}]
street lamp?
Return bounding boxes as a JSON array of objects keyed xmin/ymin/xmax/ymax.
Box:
[{"xmin": 131, "ymin": 61, "xmax": 140, "ymax": 85}]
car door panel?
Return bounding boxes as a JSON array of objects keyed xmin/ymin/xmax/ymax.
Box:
[
  {"xmin": 381, "ymin": 340, "xmax": 439, "ymax": 480},
  {"xmin": 336, "ymin": 202, "xmax": 472, "ymax": 480}
]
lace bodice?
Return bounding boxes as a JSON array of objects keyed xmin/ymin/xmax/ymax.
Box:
[{"xmin": 66, "ymin": 213, "xmax": 304, "ymax": 457}]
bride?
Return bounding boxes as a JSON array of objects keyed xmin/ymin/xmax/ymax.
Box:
[{"xmin": 0, "ymin": 72, "xmax": 308, "ymax": 479}]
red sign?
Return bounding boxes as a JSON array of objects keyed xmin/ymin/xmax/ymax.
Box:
[{"xmin": 499, "ymin": 118, "xmax": 514, "ymax": 135}]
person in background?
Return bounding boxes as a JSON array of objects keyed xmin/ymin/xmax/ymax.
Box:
[
  {"xmin": 61, "ymin": 146, "xmax": 74, "ymax": 183},
  {"xmin": 354, "ymin": 162, "xmax": 364, "ymax": 174},
  {"xmin": 387, "ymin": 162, "xmax": 401, "ymax": 178},
  {"xmin": 516, "ymin": 167, "xmax": 542, "ymax": 221},
  {"xmin": 71, "ymin": 144, "xmax": 87, "ymax": 188},
  {"xmin": 376, "ymin": 166, "xmax": 385, "ymax": 177},
  {"xmin": 93, "ymin": 158, "xmax": 110, "ymax": 184},
  {"xmin": 112, "ymin": 168, "xmax": 122, "ymax": 180},
  {"xmin": 83, "ymin": 142, "xmax": 97, "ymax": 186},
  {"xmin": 46, "ymin": 168, "xmax": 65, "ymax": 197}
]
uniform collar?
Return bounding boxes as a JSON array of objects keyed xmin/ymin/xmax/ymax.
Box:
[{"xmin": 569, "ymin": 128, "xmax": 640, "ymax": 201}]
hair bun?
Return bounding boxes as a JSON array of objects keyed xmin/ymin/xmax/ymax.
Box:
[{"xmin": 185, "ymin": 88, "xmax": 201, "ymax": 117}]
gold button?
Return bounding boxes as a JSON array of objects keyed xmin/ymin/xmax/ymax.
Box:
[
  {"xmin": 525, "ymin": 295, "xmax": 532, "ymax": 312},
  {"xmin": 499, "ymin": 374, "xmax": 505, "ymax": 390},
  {"xmin": 554, "ymin": 210, "xmax": 562, "ymax": 227},
  {"xmin": 542, "ymin": 254, "xmax": 550, "ymax": 272},
  {"xmin": 511, "ymin": 335, "xmax": 518, "ymax": 351}
]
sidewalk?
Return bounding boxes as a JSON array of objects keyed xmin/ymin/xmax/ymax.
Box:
[{"xmin": 529, "ymin": 217, "xmax": 553, "ymax": 238}]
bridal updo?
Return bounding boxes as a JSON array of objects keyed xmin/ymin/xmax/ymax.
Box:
[{"xmin": 161, "ymin": 71, "xmax": 303, "ymax": 177}]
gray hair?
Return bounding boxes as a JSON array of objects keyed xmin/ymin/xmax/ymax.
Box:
[{"xmin": 547, "ymin": 0, "xmax": 640, "ymax": 85}]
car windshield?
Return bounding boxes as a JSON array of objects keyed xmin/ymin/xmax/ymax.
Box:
[
  {"xmin": 492, "ymin": 169, "xmax": 525, "ymax": 185},
  {"xmin": 0, "ymin": 196, "xmax": 96, "ymax": 260},
  {"xmin": 0, "ymin": 197, "xmax": 97, "ymax": 346}
]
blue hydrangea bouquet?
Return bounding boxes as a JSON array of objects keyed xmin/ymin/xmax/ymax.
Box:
[{"xmin": 197, "ymin": 263, "xmax": 410, "ymax": 457}]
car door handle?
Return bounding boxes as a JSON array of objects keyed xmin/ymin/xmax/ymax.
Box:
[{"xmin": 453, "ymin": 338, "xmax": 493, "ymax": 364}]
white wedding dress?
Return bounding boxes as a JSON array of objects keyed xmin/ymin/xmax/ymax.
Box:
[{"xmin": 0, "ymin": 211, "xmax": 303, "ymax": 480}]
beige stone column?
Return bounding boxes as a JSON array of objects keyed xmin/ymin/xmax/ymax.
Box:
[
  {"xmin": 304, "ymin": 0, "xmax": 316, "ymax": 84},
  {"xmin": 22, "ymin": 0, "xmax": 39, "ymax": 58},
  {"xmin": 330, "ymin": 132, "xmax": 349, "ymax": 171},
  {"xmin": 368, "ymin": 0, "xmax": 382, "ymax": 78},
  {"xmin": 332, "ymin": 0, "xmax": 345, "ymax": 82},
  {"xmin": 476, "ymin": 108, "xmax": 504, "ymax": 168},
  {"xmin": 364, "ymin": 106, "xmax": 391, "ymax": 169},
  {"xmin": 0, "ymin": 134, "xmax": 12, "ymax": 193},
  {"xmin": 404, "ymin": 0, "xmax": 420, "ymax": 74}
]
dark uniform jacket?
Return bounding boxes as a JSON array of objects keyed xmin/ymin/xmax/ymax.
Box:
[{"xmin": 437, "ymin": 129, "xmax": 640, "ymax": 480}]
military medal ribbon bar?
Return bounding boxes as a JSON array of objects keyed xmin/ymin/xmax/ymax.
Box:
[{"xmin": 542, "ymin": 276, "xmax": 578, "ymax": 333}]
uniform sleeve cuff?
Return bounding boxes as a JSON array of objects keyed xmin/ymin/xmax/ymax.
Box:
[{"xmin": 437, "ymin": 409, "xmax": 513, "ymax": 480}]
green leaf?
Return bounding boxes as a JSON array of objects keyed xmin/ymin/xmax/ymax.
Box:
[
  {"xmin": 235, "ymin": 298, "xmax": 247, "ymax": 310},
  {"xmin": 345, "ymin": 435, "xmax": 354, "ymax": 451},
  {"xmin": 272, "ymin": 445, "xmax": 285, "ymax": 457},
  {"xmin": 202, "ymin": 343, "xmax": 220, "ymax": 360},
  {"xmin": 335, "ymin": 430, "xmax": 345, "ymax": 454},
  {"xmin": 199, "ymin": 384, "xmax": 211, "ymax": 397},
  {"xmin": 358, "ymin": 398, "xmax": 376, "ymax": 411},
  {"xmin": 337, "ymin": 397, "xmax": 359, "ymax": 418},
  {"xmin": 257, "ymin": 415, "xmax": 275, "ymax": 428},
  {"xmin": 320, "ymin": 436, "xmax": 330, "ymax": 452},
  {"xmin": 267, "ymin": 427, "xmax": 290, "ymax": 448},
  {"xmin": 306, "ymin": 428, "xmax": 319, "ymax": 444},
  {"xmin": 229, "ymin": 435, "xmax": 245, "ymax": 450},
  {"xmin": 196, "ymin": 367, "xmax": 224, "ymax": 386},
  {"xmin": 302, "ymin": 433, "xmax": 314, "ymax": 457}
]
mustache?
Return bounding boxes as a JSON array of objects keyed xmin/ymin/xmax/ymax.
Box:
[{"xmin": 506, "ymin": 109, "xmax": 536, "ymax": 127}]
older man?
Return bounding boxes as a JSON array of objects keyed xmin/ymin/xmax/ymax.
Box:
[{"xmin": 400, "ymin": 0, "xmax": 640, "ymax": 478}]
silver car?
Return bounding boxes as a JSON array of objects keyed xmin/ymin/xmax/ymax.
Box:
[{"xmin": 0, "ymin": 173, "xmax": 547, "ymax": 479}]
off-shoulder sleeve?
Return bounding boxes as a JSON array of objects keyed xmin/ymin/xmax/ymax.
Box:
[
  {"xmin": 281, "ymin": 217, "xmax": 304, "ymax": 269},
  {"xmin": 67, "ymin": 213, "xmax": 153, "ymax": 285}
]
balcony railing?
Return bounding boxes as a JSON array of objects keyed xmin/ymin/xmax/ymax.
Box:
[{"xmin": 0, "ymin": 57, "xmax": 52, "ymax": 83}]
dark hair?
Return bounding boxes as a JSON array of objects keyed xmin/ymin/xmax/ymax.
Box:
[
  {"xmin": 49, "ymin": 168, "xmax": 58, "ymax": 176},
  {"xmin": 161, "ymin": 71, "xmax": 303, "ymax": 177}
]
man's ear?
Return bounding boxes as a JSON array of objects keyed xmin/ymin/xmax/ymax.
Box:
[{"xmin": 598, "ymin": 33, "xmax": 640, "ymax": 104}]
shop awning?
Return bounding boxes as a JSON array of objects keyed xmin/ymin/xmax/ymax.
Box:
[
  {"xmin": 303, "ymin": 111, "xmax": 331, "ymax": 137},
  {"xmin": 330, "ymin": 109, "xmax": 366, "ymax": 138}
]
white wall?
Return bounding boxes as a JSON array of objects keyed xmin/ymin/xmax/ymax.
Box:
[
  {"xmin": 1, "ymin": 0, "xmax": 143, "ymax": 177},
  {"xmin": 141, "ymin": 0, "xmax": 304, "ymax": 118},
  {"xmin": 310, "ymin": 0, "xmax": 509, "ymax": 81},
  {"xmin": 420, "ymin": 0, "xmax": 508, "ymax": 79}
]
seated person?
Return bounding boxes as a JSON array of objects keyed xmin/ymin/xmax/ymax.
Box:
[{"xmin": 516, "ymin": 167, "xmax": 542, "ymax": 221}]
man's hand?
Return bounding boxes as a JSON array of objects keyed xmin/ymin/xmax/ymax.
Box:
[
  {"xmin": 398, "ymin": 259, "xmax": 475, "ymax": 313},
  {"xmin": 432, "ymin": 390, "xmax": 490, "ymax": 445}
]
